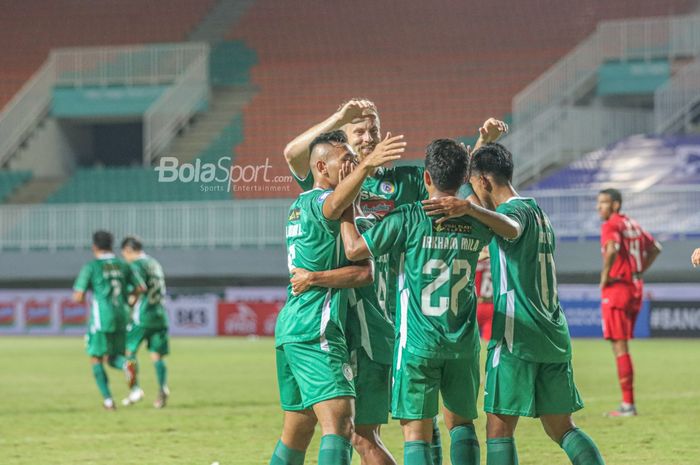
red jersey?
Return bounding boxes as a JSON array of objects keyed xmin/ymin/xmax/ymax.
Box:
[
  {"xmin": 600, "ymin": 213, "xmax": 656, "ymax": 287},
  {"xmin": 475, "ymin": 257, "xmax": 493, "ymax": 301}
]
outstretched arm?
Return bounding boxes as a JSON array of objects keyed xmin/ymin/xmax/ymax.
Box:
[
  {"xmin": 422, "ymin": 197, "xmax": 520, "ymax": 238},
  {"xmin": 284, "ymin": 99, "xmax": 376, "ymax": 178},
  {"xmin": 290, "ymin": 260, "xmax": 373, "ymax": 295},
  {"xmin": 340, "ymin": 210, "xmax": 372, "ymax": 261}
]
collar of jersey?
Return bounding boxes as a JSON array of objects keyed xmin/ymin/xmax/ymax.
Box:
[
  {"xmin": 299, "ymin": 187, "xmax": 324, "ymax": 195},
  {"xmin": 96, "ymin": 253, "xmax": 116, "ymax": 260},
  {"xmin": 505, "ymin": 196, "xmax": 533, "ymax": 203}
]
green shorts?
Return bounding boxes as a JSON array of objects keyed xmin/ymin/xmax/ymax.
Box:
[
  {"xmin": 351, "ymin": 348, "xmax": 390, "ymax": 425},
  {"xmin": 392, "ymin": 348, "xmax": 479, "ymax": 420},
  {"xmin": 484, "ymin": 344, "xmax": 584, "ymax": 418},
  {"xmin": 85, "ymin": 329, "xmax": 125, "ymax": 358},
  {"xmin": 126, "ymin": 324, "xmax": 169, "ymax": 355},
  {"xmin": 276, "ymin": 336, "xmax": 355, "ymax": 411}
]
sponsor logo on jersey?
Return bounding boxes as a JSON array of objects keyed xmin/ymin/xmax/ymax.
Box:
[
  {"xmin": 359, "ymin": 199, "xmax": 395, "ymax": 220},
  {"xmin": 342, "ymin": 363, "xmax": 354, "ymax": 381},
  {"xmin": 433, "ymin": 223, "xmax": 473, "ymax": 234},
  {"xmin": 288, "ymin": 208, "xmax": 301, "ymax": 222},
  {"xmin": 379, "ymin": 181, "xmax": 395, "ymax": 194}
]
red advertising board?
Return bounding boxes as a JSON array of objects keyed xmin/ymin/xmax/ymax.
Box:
[
  {"xmin": 217, "ymin": 301, "xmax": 283, "ymax": 336},
  {"xmin": 24, "ymin": 299, "xmax": 52, "ymax": 327},
  {"xmin": 0, "ymin": 301, "xmax": 16, "ymax": 327},
  {"xmin": 60, "ymin": 299, "xmax": 87, "ymax": 328}
]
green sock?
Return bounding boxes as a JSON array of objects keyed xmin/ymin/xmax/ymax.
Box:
[
  {"xmin": 318, "ymin": 434, "xmax": 351, "ymax": 465},
  {"xmin": 154, "ymin": 359, "xmax": 167, "ymax": 389},
  {"xmin": 431, "ymin": 416, "xmax": 443, "ymax": 465},
  {"xmin": 405, "ymin": 440, "xmax": 432, "ymax": 465},
  {"xmin": 91, "ymin": 363, "xmax": 111, "ymax": 399},
  {"xmin": 269, "ymin": 439, "xmax": 305, "ymax": 465},
  {"xmin": 108, "ymin": 354, "xmax": 127, "ymax": 370},
  {"xmin": 450, "ymin": 424, "xmax": 480, "ymax": 465},
  {"xmin": 487, "ymin": 437, "xmax": 518, "ymax": 465},
  {"xmin": 560, "ymin": 428, "xmax": 605, "ymax": 465}
]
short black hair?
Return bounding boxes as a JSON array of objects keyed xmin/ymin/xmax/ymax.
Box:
[
  {"xmin": 469, "ymin": 143, "xmax": 514, "ymax": 184},
  {"xmin": 425, "ymin": 139, "xmax": 469, "ymax": 192},
  {"xmin": 92, "ymin": 230, "xmax": 113, "ymax": 251},
  {"xmin": 121, "ymin": 235, "xmax": 143, "ymax": 251},
  {"xmin": 599, "ymin": 188, "xmax": 622, "ymax": 207},
  {"xmin": 308, "ymin": 130, "xmax": 348, "ymax": 155}
]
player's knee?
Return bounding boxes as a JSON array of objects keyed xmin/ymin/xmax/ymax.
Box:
[
  {"xmin": 338, "ymin": 414, "xmax": 355, "ymax": 440},
  {"xmin": 352, "ymin": 424, "xmax": 380, "ymax": 449}
]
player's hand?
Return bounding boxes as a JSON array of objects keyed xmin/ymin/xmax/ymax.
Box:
[
  {"xmin": 361, "ymin": 132, "xmax": 405, "ymax": 168},
  {"xmin": 290, "ymin": 268, "xmax": 314, "ymax": 295},
  {"xmin": 339, "ymin": 158, "xmax": 356, "ymax": 183},
  {"xmin": 478, "ymin": 118, "xmax": 508, "ymax": 144},
  {"xmin": 599, "ymin": 272, "xmax": 611, "ymax": 289},
  {"xmin": 422, "ymin": 196, "xmax": 472, "ymax": 224},
  {"xmin": 337, "ymin": 99, "xmax": 376, "ymax": 124},
  {"xmin": 692, "ymin": 248, "xmax": 700, "ymax": 267}
]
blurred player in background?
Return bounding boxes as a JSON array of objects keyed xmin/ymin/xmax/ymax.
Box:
[
  {"xmin": 72, "ymin": 230, "xmax": 145, "ymax": 410},
  {"xmin": 342, "ymin": 139, "xmax": 519, "ymax": 465},
  {"xmin": 475, "ymin": 247, "xmax": 494, "ymax": 341},
  {"xmin": 120, "ymin": 236, "xmax": 170, "ymax": 409},
  {"xmin": 692, "ymin": 248, "xmax": 700, "ymax": 266},
  {"xmin": 597, "ymin": 188, "xmax": 662, "ymax": 417},
  {"xmin": 270, "ymin": 130, "xmax": 399, "ymax": 465},
  {"xmin": 423, "ymin": 143, "xmax": 605, "ymax": 465},
  {"xmin": 283, "ymin": 98, "xmax": 507, "ymax": 465}
]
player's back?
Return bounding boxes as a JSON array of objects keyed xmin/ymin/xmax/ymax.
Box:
[
  {"xmin": 76, "ymin": 254, "xmax": 133, "ymax": 332},
  {"xmin": 396, "ymin": 202, "xmax": 492, "ymax": 359},
  {"xmin": 131, "ymin": 255, "xmax": 167, "ymax": 328},
  {"xmin": 489, "ymin": 197, "xmax": 571, "ymax": 363},
  {"xmin": 602, "ymin": 213, "xmax": 653, "ymax": 286},
  {"xmin": 277, "ymin": 188, "xmax": 347, "ymax": 346}
]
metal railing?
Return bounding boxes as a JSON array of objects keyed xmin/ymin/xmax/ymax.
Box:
[
  {"xmin": 52, "ymin": 43, "xmax": 208, "ymax": 87},
  {"xmin": 654, "ymin": 56, "xmax": 700, "ymax": 133},
  {"xmin": 513, "ymin": 14, "xmax": 700, "ymax": 127},
  {"xmin": 0, "ymin": 42, "xmax": 208, "ymax": 169},
  {"xmin": 501, "ymin": 106, "xmax": 653, "ymax": 187},
  {"xmin": 0, "ymin": 186, "xmax": 698, "ymax": 251},
  {"xmin": 143, "ymin": 48, "xmax": 210, "ymax": 166}
]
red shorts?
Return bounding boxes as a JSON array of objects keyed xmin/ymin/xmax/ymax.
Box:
[
  {"xmin": 477, "ymin": 302, "xmax": 494, "ymax": 341},
  {"xmin": 601, "ymin": 284, "xmax": 641, "ymax": 340}
]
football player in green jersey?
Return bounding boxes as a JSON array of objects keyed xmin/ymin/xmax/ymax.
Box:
[
  {"xmin": 340, "ymin": 139, "xmax": 519, "ymax": 465},
  {"xmin": 270, "ymin": 130, "xmax": 402, "ymax": 465},
  {"xmin": 120, "ymin": 236, "xmax": 170, "ymax": 409},
  {"xmin": 72, "ymin": 230, "xmax": 146, "ymax": 410},
  {"xmin": 283, "ymin": 98, "xmax": 508, "ymax": 465},
  {"xmin": 423, "ymin": 143, "xmax": 605, "ymax": 465}
]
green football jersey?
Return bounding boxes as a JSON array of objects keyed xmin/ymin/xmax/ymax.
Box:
[
  {"xmin": 130, "ymin": 255, "xmax": 168, "ymax": 329},
  {"xmin": 73, "ymin": 253, "xmax": 145, "ymax": 333},
  {"xmin": 488, "ymin": 197, "xmax": 572, "ymax": 363},
  {"xmin": 277, "ymin": 188, "xmax": 348, "ymax": 347},
  {"xmin": 362, "ymin": 202, "xmax": 493, "ymax": 360}
]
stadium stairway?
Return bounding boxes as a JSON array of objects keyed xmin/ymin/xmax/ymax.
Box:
[{"xmin": 166, "ymin": 85, "xmax": 255, "ymax": 164}]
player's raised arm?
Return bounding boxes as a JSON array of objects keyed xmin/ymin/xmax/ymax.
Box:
[
  {"xmin": 290, "ymin": 260, "xmax": 374, "ymax": 295},
  {"xmin": 322, "ymin": 132, "xmax": 405, "ymax": 220},
  {"xmin": 472, "ymin": 117, "xmax": 508, "ymax": 152},
  {"xmin": 422, "ymin": 196, "xmax": 521, "ymax": 239},
  {"xmin": 283, "ymin": 99, "xmax": 376, "ymax": 179}
]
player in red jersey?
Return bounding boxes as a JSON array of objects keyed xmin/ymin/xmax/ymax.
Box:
[
  {"xmin": 597, "ymin": 188, "xmax": 662, "ymax": 417},
  {"xmin": 474, "ymin": 247, "xmax": 494, "ymax": 341}
]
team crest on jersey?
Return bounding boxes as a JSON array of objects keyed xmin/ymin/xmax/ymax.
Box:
[
  {"xmin": 342, "ymin": 363, "xmax": 354, "ymax": 381},
  {"xmin": 379, "ymin": 181, "xmax": 395, "ymax": 195},
  {"xmin": 288, "ymin": 208, "xmax": 301, "ymax": 221}
]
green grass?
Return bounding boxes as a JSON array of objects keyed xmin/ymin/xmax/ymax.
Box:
[{"xmin": 0, "ymin": 337, "xmax": 698, "ymax": 464}]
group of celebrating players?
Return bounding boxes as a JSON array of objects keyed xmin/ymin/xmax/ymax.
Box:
[
  {"xmin": 73, "ymin": 232, "xmax": 170, "ymax": 410},
  {"xmin": 270, "ymin": 99, "xmax": 609, "ymax": 465}
]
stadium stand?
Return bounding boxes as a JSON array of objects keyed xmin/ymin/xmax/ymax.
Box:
[
  {"xmin": 0, "ymin": 0, "xmax": 215, "ymax": 110},
  {"xmin": 227, "ymin": 0, "xmax": 696, "ymax": 198},
  {"xmin": 0, "ymin": 171, "xmax": 32, "ymax": 203}
]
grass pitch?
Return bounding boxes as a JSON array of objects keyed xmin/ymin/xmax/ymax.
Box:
[{"xmin": 1, "ymin": 337, "xmax": 698, "ymax": 465}]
